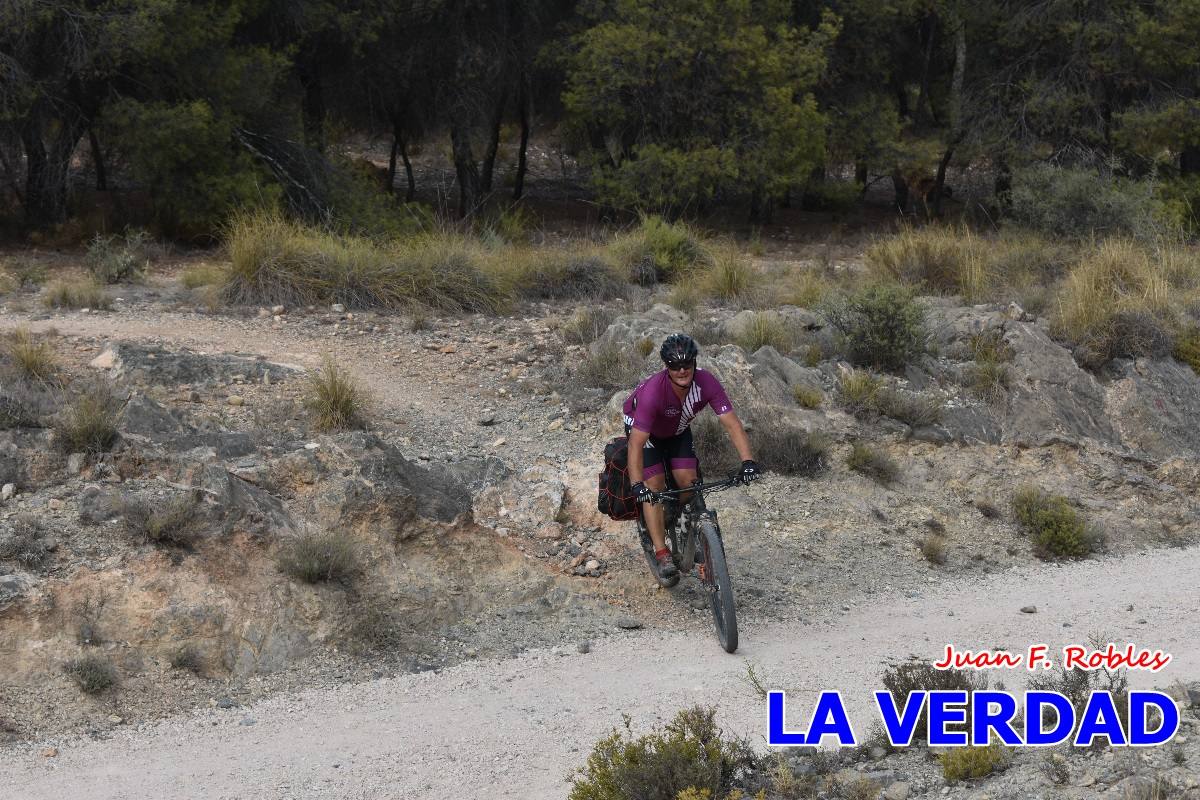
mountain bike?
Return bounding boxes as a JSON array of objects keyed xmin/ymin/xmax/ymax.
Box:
[{"xmin": 638, "ymin": 474, "xmax": 743, "ymax": 653}]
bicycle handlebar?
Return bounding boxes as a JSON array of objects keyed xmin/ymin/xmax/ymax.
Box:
[{"xmin": 646, "ymin": 474, "xmax": 745, "ymax": 504}]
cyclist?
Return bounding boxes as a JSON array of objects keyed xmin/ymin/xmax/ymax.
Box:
[{"xmin": 623, "ymin": 333, "xmax": 760, "ymax": 580}]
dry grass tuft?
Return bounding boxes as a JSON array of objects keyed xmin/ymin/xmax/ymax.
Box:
[
  {"xmin": 305, "ymin": 356, "xmax": 368, "ymax": 431},
  {"xmin": 53, "ymin": 381, "xmax": 120, "ymax": 454},
  {"xmin": 277, "ymin": 531, "xmax": 359, "ymax": 585},
  {"xmin": 5, "ymin": 328, "xmax": 58, "ymax": 383},
  {"xmin": 846, "ymin": 441, "xmax": 899, "ymax": 484},
  {"xmin": 43, "ymin": 278, "xmax": 111, "ymax": 310}
]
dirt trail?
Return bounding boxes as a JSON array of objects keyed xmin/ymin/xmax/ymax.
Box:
[{"xmin": 4, "ymin": 544, "xmax": 1196, "ymax": 800}]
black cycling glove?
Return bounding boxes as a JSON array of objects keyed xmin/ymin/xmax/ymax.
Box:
[
  {"xmin": 739, "ymin": 460, "xmax": 761, "ymax": 484},
  {"xmin": 632, "ymin": 481, "xmax": 653, "ymax": 504}
]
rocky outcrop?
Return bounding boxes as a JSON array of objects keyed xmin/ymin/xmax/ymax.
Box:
[
  {"xmin": 1104, "ymin": 358, "xmax": 1200, "ymax": 461},
  {"xmin": 473, "ymin": 460, "xmax": 568, "ymax": 539},
  {"xmin": 590, "ymin": 304, "xmax": 688, "ymax": 354},
  {"xmin": 90, "ymin": 341, "xmax": 303, "ymax": 386}
]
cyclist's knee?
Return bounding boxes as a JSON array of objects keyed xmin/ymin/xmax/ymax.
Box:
[{"xmin": 645, "ymin": 474, "xmax": 667, "ymax": 490}]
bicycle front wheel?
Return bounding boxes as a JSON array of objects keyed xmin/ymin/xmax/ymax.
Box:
[{"xmin": 698, "ymin": 519, "xmax": 737, "ymax": 653}]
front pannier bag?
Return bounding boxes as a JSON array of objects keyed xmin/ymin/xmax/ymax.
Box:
[{"xmin": 597, "ymin": 436, "xmax": 640, "ymax": 521}]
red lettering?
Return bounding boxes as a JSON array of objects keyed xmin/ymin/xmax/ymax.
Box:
[{"xmin": 1063, "ymin": 646, "xmax": 1085, "ymax": 669}]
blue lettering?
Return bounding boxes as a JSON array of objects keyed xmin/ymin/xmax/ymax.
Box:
[
  {"xmin": 767, "ymin": 691, "xmax": 856, "ymax": 746},
  {"xmin": 767, "ymin": 691, "xmax": 806, "ymax": 746},
  {"xmin": 874, "ymin": 690, "xmax": 926, "ymax": 747},
  {"xmin": 1076, "ymin": 692, "xmax": 1128, "ymax": 747},
  {"xmin": 1129, "ymin": 691, "xmax": 1179, "ymax": 746},
  {"xmin": 971, "ymin": 691, "xmax": 1021, "ymax": 746},
  {"xmin": 1025, "ymin": 691, "xmax": 1075, "ymax": 746},
  {"xmin": 928, "ymin": 691, "xmax": 969, "ymax": 746}
]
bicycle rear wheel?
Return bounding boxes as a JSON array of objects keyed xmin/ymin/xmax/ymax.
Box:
[{"xmin": 698, "ymin": 518, "xmax": 737, "ymax": 653}]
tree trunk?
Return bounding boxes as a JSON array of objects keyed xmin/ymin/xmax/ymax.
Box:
[
  {"xmin": 21, "ymin": 118, "xmax": 83, "ymax": 228},
  {"xmin": 298, "ymin": 65, "xmax": 326, "ymax": 154},
  {"xmin": 480, "ymin": 89, "xmax": 507, "ymax": 194},
  {"xmin": 513, "ymin": 76, "xmax": 530, "ymax": 201},
  {"xmin": 87, "ymin": 128, "xmax": 107, "ymax": 191},
  {"xmin": 451, "ymin": 123, "xmax": 481, "ymax": 217},
  {"xmin": 915, "ymin": 13, "xmax": 938, "ymax": 127},
  {"xmin": 932, "ymin": 14, "xmax": 966, "ymax": 217},
  {"xmin": 855, "ymin": 161, "xmax": 868, "ymax": 188},
  {"xmin": 1181, "ymin": 145, "xmax": 1200, "ymax": 176},
  {"xmin": 399, "ymin": 130, "xmax": 415, "ymax": 203},
  {"xmin": 387, "ymin": 131, "xmax": 399, "ymax": 196},
  {"xmin": 892, "ymin": 171, "xmax": 910, "ymax": 214}
]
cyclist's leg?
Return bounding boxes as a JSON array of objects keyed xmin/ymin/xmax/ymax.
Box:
[
  {"xmin": 635, "ymin": 431, "xmax": 670, "ymax": 552},
  {"xmin": 667, "ymin": 427, "xmax": 700, "ymax": 504}
]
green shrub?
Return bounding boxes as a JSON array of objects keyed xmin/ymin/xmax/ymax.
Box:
[
  {"xmin": 1175, "ymin": 326, "xmax": 1200, "ymax": 374},
  {"xmin": 734, "ymin": 312, "xmax": 793, "ymax": 353},
  {"xmin": 1009, "ymin": 165, "xmax": 1172, "ymax": 242},
  {"xmin": 846, "ymin": 442, "xmax": 898, "ymax": 484},
  {"xmin": 54, "ymin": 383, "xmax": 120, "ymax": 454},
  {"xmin": 123, "ymin": 493, "xmax": 204, "ymax": 546},
  {"xmin": 608, "ymin": 215, "xmax": 713, "ymax": 285},
  {"xmin": 43, "ymin": 278, "xmax": 111, "ymax": 310},
  {"xmin": 305, "ymin": 356, "xmax": 367, "ymax": 431},
  {"xmin": 509, "ymin": 252, "xmax": 626, "ymax": 301},
  {"xmin": 941, "ymin": 745, "xmax": 1009, "ymax": 783},
  {"xmin": 63, "ymin": 654, "xmax": 118, "ymax": 694},
  {"xmin": 1011, "ymin": 484, "xmax": 1101, "ymax": 559},
  {"xmin": 792, "ymin": 385, "xmax": 823, "ymax": 409},
  {"xmin": 85, "ymin": 229, "xmax": 149, "ymax": 284},
  {"xmin": 825, "ymin": 284, "xmax": 925, "ymax": 370},
  {"xmin": 5, "ymin": 327, "xmax": 57, "ymax": 383},
  {"xmin": 568, "ymin": 706, "xmax": 757, "ymax": 800},
  {"xmin": 277, "ymin": 531, "xmax": 359, "ymax": 584}
]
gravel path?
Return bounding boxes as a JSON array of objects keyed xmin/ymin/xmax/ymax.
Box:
[{"xmin": 5, "ymin": 544, "xmax": 1196, "ymax": 799}]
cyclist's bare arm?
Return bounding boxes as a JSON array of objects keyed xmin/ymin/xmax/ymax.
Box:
[
  {"xmin": 717, "ymin": 410, "xmax": 754, "ymax": 463},
  {"xmin": 627, "ymin": 427, "xmax": 650, "ymax": 484}
]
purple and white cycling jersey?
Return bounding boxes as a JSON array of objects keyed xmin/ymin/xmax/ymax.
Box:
[{"xmin": 622, "ymin": 368, "xmax": 733, "ymax": 439}]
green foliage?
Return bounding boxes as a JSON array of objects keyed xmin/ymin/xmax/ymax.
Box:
[
  {"xmin": 85, "ymin": 229, "xmax": 150, "ymax": 284},
  {"xmin": 609, "ymin": 216, "xmax": 712, "ymax": 285},
  {"xmin": 305, "ymin": 356, "xmax": 367, "ymax": 432},
  {"xmin": 1174, "ymin": 326, "xmax": 1200, "ymax": 374},
  {"xmin": 63, "ymin": 655, "xmax": 118, "ymax": 694},
  {"xmin": 941, "ymin": 745, "xmax": 1008, "ymax": 783},
  {"xmin": 100, "ymin": 98, "xmax": 282, "ymax": 237},
  {"xmin": 563, "ymin": 0, "xmax": 834, "ymax": 216},
  {"xmin": 825, "ymin": 284, "xmax": 925, "ymax": 371},
  {"xmin": 846, "ymin": 442, "xmax": 898, "ymax": 484},
  {"xmin": 568, "ymin": 706, "xmax": 757, "ymax": 800},
  {"xmin": 1009, "ymin": 166, "xmax": 1173, "ymax": 242},
  {"xmin": 181, "ymin": 263, "xmax": 228, "ymax": 289},
  {"xmin": 1011, "ymin": 485, "xmax": 1101, "ymax": 560},
  {"xmin": 277, "ymin": 532, "xmax": 359, "ymax": 585},
  {"xmin": 837, "ymin": 369, "xmax": 883, "ymax": 416}
]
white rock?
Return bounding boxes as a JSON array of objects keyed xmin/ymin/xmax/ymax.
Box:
[{"xmin": 0, "ymin": 483, "xmax": 13, "ymax": 501}]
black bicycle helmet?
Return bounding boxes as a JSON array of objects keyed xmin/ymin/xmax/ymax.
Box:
[{"xmin": 659, "ymin": 333, "xmax": 699, "ymax": 364}]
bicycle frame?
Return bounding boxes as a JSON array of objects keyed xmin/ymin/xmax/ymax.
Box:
[{"xmin": 648, "ymin": 475, "xmax": 740, "ymax": 572}]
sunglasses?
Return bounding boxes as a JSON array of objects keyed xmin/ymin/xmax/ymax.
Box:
[{"xmin": 666, "ymin": 360, "xmax": 695, "ymax": 371}]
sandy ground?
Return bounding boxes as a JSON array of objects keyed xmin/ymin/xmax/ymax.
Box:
[{"xmin": 4, "ymin": 543, "xmax": 1196, "ymax": 800}]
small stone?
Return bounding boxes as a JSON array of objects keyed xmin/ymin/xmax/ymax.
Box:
[
  {"xmin": 616, "ymin": 616, "xmax": 642, "ymax": 630},
  {"xmin": 270, "ymin": 305, "xmax": 285, "ymax": 315},
  {"xmin": 41, "ymin": 747, "xmax": 58, "ymax": 758},
  {"xmin": 88, "ymin": 348, "xmax": 117, "ymax": 369},
  {"xmin": 108, "ymin": 714, "xmax": 123, "ymax": 724},
  {"xmin": 67, "ymin": 453, "xmax": 86, "ymax": 475},
  {"xmin": 577, "ymin": 640, "xmax": 592, "ymax": 654},
  {"xmin": 227, "ymin": 396, "xmax": 244, "ymax": 407},
  {"xmin": 304, "ymin": 442, "xmax": 320, "ymax": 450},
  {"xmin": 585, "ymin": 559, "xmax": 600, "ymax": 571},
  {"xmin": 48, "ymin": 498, "xmax": 63, "ymax": 511},
  {"xmin": 1020, "ymin": 605, "xmax": 1037, "ymax": 614},
  {"xmin": 256, "ymin": 308, "xmax": 270, "ymax": 318},
  {"xmin": 331, "ymin": 304, "xmax": 345, "ymax": 313},
  {"xmin": 477, "ymin": 414, "xmax": 497, "ymax": 426},
  {"xmin": 491, "ymin": 437, "xmax": 506, "ymax": 448},
  {"xmin": 2, "ymin": 483, "xmax": 15, "ymax": 502},
  {"xmin": 238, "ymin": 717, "xmax": 256, "ymax": 726},
  {"xmin": 546, "ymin": 418, "xmax": 564, "ymax": 432},
  {"xmin": 439, "ymin": 345, "xmax": 456, "ymax": 354},
  {"xmin": 215, "ymin": 697, "xmax": 237, "ymax": 709},
  {"xmin": 883, "ymin": 782, "xmax": 910, "ymax": 800}
]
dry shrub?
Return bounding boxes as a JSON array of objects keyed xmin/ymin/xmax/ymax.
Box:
[
  {"xmin": 4, "ymin": 327, "xmax": 57, "ymax": 383},
  {"xmin": 63, "ymin": 654, "xmax": 118, "ymax": 694},
  {"xmin": 921, "ymin": 534, "xmax": 947, "ymax": 565},
  {"xmin": 703, "ymin": 249, "xmax": 755, "ymax": 301},
  {"xmin": 508, "ymin": 251, "xmax": 626, "ymax": 301},
  {"xmin": 169, "ymin": 645, "xmax": 206, "ymax": 674},
  {"xmin": 53, "ymin": 381, "xmax": 120, "ymax": 454},
  {"xmin": 846, "ymin": 442, "xmax": 898, "ymax": 484},
  {"xmin": 277, "ymin": 531, "xmax": 359, "ymax": 584},
  {"xmin": 866, "ymin": 225, "xmax": 986, "ymax": 299},
  {"xmin": 792, "ymin": 385, "xmax": 823, "ymax": 409},
  {"xmin": 941, "ymin": 745, "xmax": 1009, "ymax": 783},
  {"xmin": 752, "ymin": 427, "xmax": 830, "ymax": 477},
  {"xmin": 43, "ymin": 278, "xmax": 111, "ymax": 310},
  {"xmin": 123, "ymin": 493, "xmax": 204, "ymax": 546},
  {"xmin": 881, "ymin": 662, "xmax": 985, "ymax": 743},
  {"xmin": 0, "ymin": 515, "xmax": 50, "ymax": 568},
  {"xmin": 874, "ymin": 387, "xmax": 942, "ymax": 427},
  {"xmin": 577, "ymin": 343, "xmax": 644, "ymax": 390},
  {"xmin": 561, "ymin": 307, "xmax": 618, "ymax": 346},
  {"xmin": 734, "ymin": 311, "xmax": 794, "ymax": 352},
  {"xmin": 181, "ymin": 263, "xmax": 228, "ymax": 289},
  {"xmin": 305, "ymin": 356, "xmax": 367, "ymax": 431}
]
